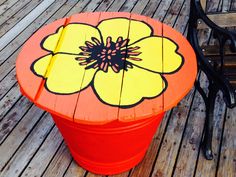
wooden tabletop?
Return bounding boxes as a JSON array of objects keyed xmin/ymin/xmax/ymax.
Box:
[{"xmin": 16, "ymin": 12, "xmax": 197, "ymax": 124}]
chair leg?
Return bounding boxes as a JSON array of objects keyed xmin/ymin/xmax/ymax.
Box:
[{"xmin": 202, "ymin": 83, "xmax": 218, "ymax": 160}]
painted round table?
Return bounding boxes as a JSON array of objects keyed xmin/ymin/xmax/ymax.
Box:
[{"xmin": 16, "ymin": 12, "xmax": 197, "ymax": 175}]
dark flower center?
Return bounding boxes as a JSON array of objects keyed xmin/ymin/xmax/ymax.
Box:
[{"xmin": 76, "ymin": 36, "xmax": 142, "ymax": 73}]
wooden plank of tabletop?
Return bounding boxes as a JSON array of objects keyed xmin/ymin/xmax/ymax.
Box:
[
  {"xmin": 217, "ymin": 107, "xmax": 236, "ymax": 177},
  {"xmin": 72, "ymin": 12, "xmax": 130, "ymax": 124},
  {"xmin": 118, "ymin": 13, "xmax": 164, "ymax": 122}
]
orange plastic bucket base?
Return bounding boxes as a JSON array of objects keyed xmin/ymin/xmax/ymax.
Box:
[
  {"xmin": 51, "ymin": 112, "xmax": 164, "ymax": 175},
  {"xmin": 69, "ymin": 146, "xmax": 146, "ymax": 175}
]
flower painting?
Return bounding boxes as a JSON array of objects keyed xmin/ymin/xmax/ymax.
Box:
[{"xmin": 31, "ymin": 18, "xmax": 183, "ymax": 107}]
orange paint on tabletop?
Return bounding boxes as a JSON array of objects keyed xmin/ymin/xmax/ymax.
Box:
[
  {"xmin": 162, "ymin": 23, "xmax": 197, "ymax": 111},
  {"xmin": 16, "ymin": 12, "xmax": 197, "ymax": 125},
  {"xmin": 16, "ymin": 18, "xmax": 67, "ymax": 102}
]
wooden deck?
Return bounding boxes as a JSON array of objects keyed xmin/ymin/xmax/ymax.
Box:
[{"xmin": 0, "ymin": 0, "xmax": 235, "ymax": 176}]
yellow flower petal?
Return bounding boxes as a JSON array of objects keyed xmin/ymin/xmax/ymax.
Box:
[
  {"xmin": 42, "ymin": 27, "xmax": 64, "ymax": 52},
  {"xmin": 43, "ymin": 24, "xmax": 102, "ymax": 54},
  {"xmin": 40, "ymin": 54, "xmax": 96, "ymax": 94},
  {"xmin": 127, "ymin": 36, "xmax": 183, "ymax": 73},
  {"xmin": 98, "ymin": 18, "xmax": 130, "ymax": 44},
  {"xmin": 120, "ymin": 66, "xmax": 166, "ymax": 106},
  {"xmin": 98, "ymin": 18, "xmax": 152, "ymax": 45},
  {"xmin": 129, "ymin": 19, "xmax": 152, "ymax": 44},
  {"xmin": 32, "ymin": 54, "xmax": 52, "ymax": 77},
  {"xmin": 93, "ymin": 68, "xmax": 123, "ymax": 106},
  {"xmin": 56, "ymin": 24, "xmax": 102, "ymax": 54},
  {"xmin": 163, "ymin": 37, "xmax": 183, "ymax": 73}
]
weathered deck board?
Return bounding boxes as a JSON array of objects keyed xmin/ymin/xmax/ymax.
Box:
[
  {"xmin": 195, "ymin": 92, "xmax": 226, "ymax": 177},
  {"xmin": 0, "ymin": 0, "xmax": 56, "ymax": 50},
  {"xmin": 0, "ymin": 0, "xmax": 19, "ymax": 16},
  {"xmin": 0, "ymin": 0, "xmax": 235, "ymax": 177},
  {"xmin": 171, "ymin": 73, "xmax": 207, "ymax": 177},
  {"xmin": 0, "ymin": 0, "xmax": 45, "ymax": 38},
  {"xmin": 0, "ymin": 113, "xmax": 53, "ymax": 177},
  {"xmin": 217, "ymin": 107, "xmax": 236, "ymax": 177}
]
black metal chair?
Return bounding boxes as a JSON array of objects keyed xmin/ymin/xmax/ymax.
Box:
[{"xmin": 187, "ymin": 0, "xmax": 236, "ymax": 160}]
